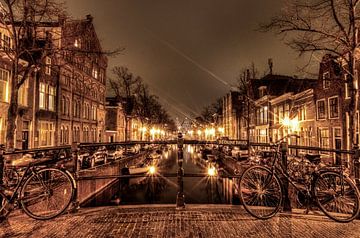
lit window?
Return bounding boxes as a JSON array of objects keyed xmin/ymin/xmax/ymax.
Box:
[
  {"xmin": 92, "ymin": 67, "xmax": 98, "ymax": 79},
  {"xmin": 39, "ymin": 121, "xmax": 55, "ymax": 147},
  {"xmin": 39, "ymin": 83, "xmax": 46, "ymax": 109},
  {"xmin": 48, "ymin": 86, "xmax": 56, "ymax": 111},
  {"xmin": 0, "ymin": 68, "xmax": 9, "ymax": 102}
]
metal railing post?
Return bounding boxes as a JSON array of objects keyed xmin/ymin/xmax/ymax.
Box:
[
  {"xmin": 353, "ymin": 144, "xmax": 360, "ymax": 188},
  {"xmin": 176, "ymin": 132, "xmax": 185, "ymax": 209},
  {"xmin": 0, "ymin": 145, "xmax": 4, "ymax": 186},
  {"xmin": 281, "ymin": 141, "xmax": 292, "ymax": 212},
  {"xmin": 70, "ymin": 142, "xmax": 80, "ymax": 212}
]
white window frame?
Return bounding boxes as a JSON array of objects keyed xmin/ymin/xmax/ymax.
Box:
[
  {"xmin": 323, "ymin": 72, "xmax": 330, "ymax": 89},
  {"xmin": 39, "ymin": 82, "xmax": 46, "ymax": 109}
]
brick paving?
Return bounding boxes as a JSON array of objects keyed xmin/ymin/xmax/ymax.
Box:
[{"xmin": 0, "ymin": 204, "xmax": 360, "ymax": 238}]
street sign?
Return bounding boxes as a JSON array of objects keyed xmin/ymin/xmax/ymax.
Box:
[{"xmin": 217, "ymin": 139, "xmax": 248, "ymax": 147}]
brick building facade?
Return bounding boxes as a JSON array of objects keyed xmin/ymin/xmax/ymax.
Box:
[{"xmin": 0, "ymin": 15, "xmax": 107, "ymax": 149}]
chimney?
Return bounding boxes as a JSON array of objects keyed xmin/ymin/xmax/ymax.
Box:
[
  {"xmin": 86, "ymin": 14, "xmax": 93, "ymax": 22},
  {"xmin": 58, "ymin": 14, "xmax": 66, "ymax": 25}
]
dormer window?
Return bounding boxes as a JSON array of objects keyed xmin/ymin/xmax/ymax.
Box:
[{"xmin": 258, "ymin": 86, "xmax": 267, "ymax": 97}]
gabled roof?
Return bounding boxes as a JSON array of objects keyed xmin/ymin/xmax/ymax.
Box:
[{"xmin": 251, "ymin": 74, "xmax": 317, "ymax": 99}]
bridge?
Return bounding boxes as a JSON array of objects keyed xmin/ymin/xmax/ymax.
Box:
[{"xmin": 1, "ymin": 133, "xmax": 360, "ymax": 237}]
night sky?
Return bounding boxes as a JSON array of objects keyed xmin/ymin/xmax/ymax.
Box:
[{"xmin": 66, "ymin": 0, "xmax": 314, "ymax": 120}]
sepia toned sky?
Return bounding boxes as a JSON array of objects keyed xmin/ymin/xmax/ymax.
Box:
[{"xmin": 66, "ymin": 0, "xmax": 316, "ymax": 120}]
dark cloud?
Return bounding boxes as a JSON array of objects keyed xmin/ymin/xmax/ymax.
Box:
[{"xmin": 66, "ymin": 0, "xmax": 315, "ymax": 120}]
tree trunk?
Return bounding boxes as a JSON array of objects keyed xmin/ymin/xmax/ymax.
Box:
[{"xmin": 5, "ymin": 74, "xmax": 19, "ymax": 150}]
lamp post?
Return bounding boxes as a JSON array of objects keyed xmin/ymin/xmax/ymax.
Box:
[{"xmin": 176, "ymin": 132, "xmax": 185, "ymax": 209}]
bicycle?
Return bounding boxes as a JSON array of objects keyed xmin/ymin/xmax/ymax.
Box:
[
  {"xmin": 0, "ymin": 153, "xmax": 76, "ymax": 220},
  {"xmin": 239, "ymin": 135, "xmax": 360, "ymax": 223}
]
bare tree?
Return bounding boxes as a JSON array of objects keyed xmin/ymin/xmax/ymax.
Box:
[
  {"xmin": 109, "ymin": 66, "xmax": 141, "ymax": 141},
  {"xmin": 0, "ymin": 0, "xmax": 65, "ymax": 149},
  {"xmin": 237, "ymin": 68, "xmax": 256, "ymax": 144},
  {"xmin": 261, "ymin": 0, "xmax": 360, "ymax": 148}
]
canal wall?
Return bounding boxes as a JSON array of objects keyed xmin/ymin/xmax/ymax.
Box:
[{"xmin": 77, "ymin": 153, "xmax": 148, "ymax": 206}]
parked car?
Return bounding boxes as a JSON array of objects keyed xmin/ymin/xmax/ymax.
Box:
[
  {"xmin": 108, "ymin": 147, "xmax": 124, "ymax": 161},
  {"xmin": 231, "ymin": 146, "xmax": 248, "ymax": 160}
]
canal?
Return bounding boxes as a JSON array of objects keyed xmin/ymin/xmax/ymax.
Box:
[{"xmin": 87, "ymin": 145, "xmax": 234, "ymax": 206}]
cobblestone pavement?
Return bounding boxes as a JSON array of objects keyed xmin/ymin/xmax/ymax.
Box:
[{"xmin": 0, "ymin": 204, "xmax": 360, "ymax": 238}]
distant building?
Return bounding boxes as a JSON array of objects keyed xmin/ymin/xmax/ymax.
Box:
[
  {"xmin": 222, "ymin": 91, "xmax": 241, "ymax": 139},
  {"xmin": 105, "ymin": 97, "xmax": 126, "ymax": 142}
]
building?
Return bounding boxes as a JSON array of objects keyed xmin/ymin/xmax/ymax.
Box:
[
  {"xmin": 0, "ymin": 15, "xmax": 107, "ymax": 149},
  {"xmin": 105, "ymin": 97, "xmax": 126, "ymax": 142},
  {"xmin": 239, "ymin": 74, "xmax": 316, "ymax": 143},
  {"xmin": 222, "ymin": 91, "xmax": 241, "ymax": 139}
]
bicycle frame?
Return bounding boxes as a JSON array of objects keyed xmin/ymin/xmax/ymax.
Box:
[{"xmin": 266, "ymin": 144, "xmax": 348, "ymax": 198}]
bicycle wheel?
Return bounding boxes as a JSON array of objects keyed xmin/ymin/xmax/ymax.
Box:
[
  {"xmin": 314, "ymin": 171, "xmax": 360, "ymax": 222},
  {"xmin": 239, "ymin": 166, "xmax": 283, "ymax": 219},
  {"xmin": 20, "ymin": 168, "xmax": 74, "ymax": 220},
  {"xmin": 0, "ymin": 191, "xmax": 11, "ymax": 218}
]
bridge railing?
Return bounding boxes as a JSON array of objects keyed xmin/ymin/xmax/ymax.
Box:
[{"xmin": 1, "ymin": 137, "xmax": 360, "ymax": 212}]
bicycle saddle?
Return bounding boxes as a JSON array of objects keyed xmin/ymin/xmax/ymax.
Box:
[{"xmin": 305, "ymin": 154, "xmax": 321, "ymax": 164}]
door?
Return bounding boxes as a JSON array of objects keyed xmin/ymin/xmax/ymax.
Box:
[{"xmin": 22, "ymin": 131, "xmax": 29, "ymax": 150}]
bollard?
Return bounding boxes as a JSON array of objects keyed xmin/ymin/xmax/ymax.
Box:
[
  {"xmin": 70, "ymin": 142, "xmax": 80, "ymax": 213},
  {"xmin": 176, "ymin": 132, "xmax": 185, "ymax": 209},
  {"xmin": 281, "ymin": 141, "xmax": 292, "ymax": 212},
  {"xmin": 353, "ymin": 144, "xmax": 360, "ymax": 188}
]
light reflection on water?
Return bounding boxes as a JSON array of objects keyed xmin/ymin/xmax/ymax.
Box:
[{"xmin": 89, "ymin": 146, "xmax": 232, "ymax": 206}]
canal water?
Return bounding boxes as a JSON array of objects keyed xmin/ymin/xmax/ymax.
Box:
[{"xmin": 88, "ymin": 145, "xmax": 233, "ymax": 206}]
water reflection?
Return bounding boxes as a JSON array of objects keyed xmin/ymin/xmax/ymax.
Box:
[{"xmin": 89, "ymin": 145, "xmax": 232, "ymax": 206}]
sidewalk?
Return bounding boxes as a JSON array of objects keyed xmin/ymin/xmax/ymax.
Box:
[{"xmin": 0, "ymin": 204, "xmax": 359, "ymax": 238}]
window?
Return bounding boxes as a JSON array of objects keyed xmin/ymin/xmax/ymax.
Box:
[
  {"xmin": 48, "ymin": 86, "xmax": 56, "ymax": 111},
  {"xmin": 319, "ymin": 128, "xmax": 329, "ymax": 151},
  {"xmin": 18, "ymin": 77, "xmax": 28, "ymax": 106},
  {"xmin": 298, "ymin": 105, "xmax": 306, "ymax": 121},
  {"xmin": 284, "ymin": 103, "xmax": 290, "ymax": 119},
  {"xmin": 323, "ymin": 72, "xmax": 330, "ymax": 89},
  {"xmin": 317, "ymin": 99, "xmax": 326, "ymax": 119},
  {"xmin": 278, "ymin": 105, "xmax": 284, "ymax": 122},
  {"xmin": 355, "ymin": 70, "xmax": 359, "ymax": 90},
  {"xmin": 0, "ymin": 117, "xmax": 4, "ymax": 144},
  {"xmin": 39, "ymin": 121, "xmax": 55, "ymax": 147},
  {"xmin": 74, "ymin": 39, "xmax": 81, "ymax": 48},
  {"xmin": 3, "ymin": 34, "xmax": 11, "ymax": 52},
  {"xmin": 45, "ymin": 56, "xmax": 51, "ymax": 75},
  {"xmin": 39, "ymin": 83, "xmax": 46, "ymax": 109},
  {"xmin": 0, "ymin": 68, "xmax": 9, "ymax": 102},
  {"xmin": 329, "ymin": 97, "xmax": 339, "ymax": 118},
  {"xmin": 273, "ymin": 106, "xmax": 278, "ymax": 124},
  {"xmin": 92, "ymin": 67, "xmax": 98, "ymax": 79}
]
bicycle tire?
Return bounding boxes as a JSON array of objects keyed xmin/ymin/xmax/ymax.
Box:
[
  {"xmin": 0, "ymin": 191, "xmax": 11, "ymax": 218},
  {"xmin": 314, "ymin": 171, "xmax": 360, "ymax": 223},
  {"xmin": 239, "ymin": 165, "xmax": 283, "ymax": 219},
  {"xmin": 20, "ymin": 168, "xmax": 74, "ymax": 220}
]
